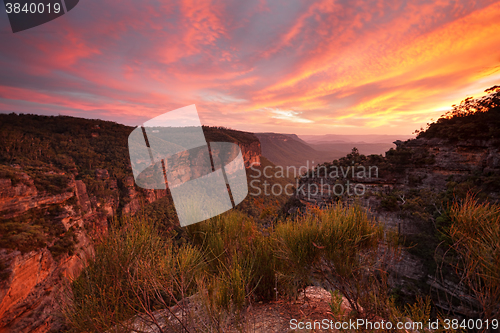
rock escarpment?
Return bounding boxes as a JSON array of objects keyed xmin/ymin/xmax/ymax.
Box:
[
  {"xmin": 295, "ymin": 137, "xmax": 500, "ymax": 206},
  {"xmin": 0, "ymin": 120, "xmax": 263, "ymax": 332},
  {"xmin": 238, "ymin": 140, "xmax": 261, "ymax": 167},
  {"xmin": 403, "ymin": 138, "xmax": 500, "ymax": 194},
  {"xmin": 291, "ymin": 136, "xmax": 500, "ymax": 317},
  {"xmin": 0, "ymin": 168, "xmax": 169, "ymax": 332}
]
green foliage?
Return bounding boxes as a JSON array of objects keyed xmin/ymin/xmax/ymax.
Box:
[
  {"xmin": 274, "ymin": 213, "xmax": 322, "ymax": 294},
  {"xmin": 66, "ymin": 200, "xmax": 487, "ymax": 331},
  {"xmin": 32, "ymin": 173, "xmax": 72, "ymax": 195},
  {"xmin": 329, "ymin": 290, "xmax": 344, "ymax": 317},
  {"xmin": 417, "ymin": 86, "xmax": 500, "ymax": 141},
  {"xmin": 66, "ymin": 206, "xmax": 395, "ymax": 330},
  {"xmin": 67, "ymin": 211, "xmax": 275, "ymax": 332},
  {"xmin": 187, "ymin": 210, "xmax": 276, "ymax": 302},
  {"xmin": 0, "ymin": 114, "xmax": 270, "ymax": 224},
  {"xmin": 203, "ymin": 126, "xmax": 260, "ymax": 145},
  {"xmin": 49, "ymin": 227, "xmax": 78, "ymax": 258},
  {"xmin": 66, "ymin": 217, "xmax": 175, "ymax": 332},
  {"xmin": 0, "ymin": 165, "xmax": 24, "ymax": 186},
  {"xmin": 385, "ymin": 295, "xmax": 463, "ymax": 333},
  {"xmin": 380, "ymin": 194, "xmax": 399, "ymax": 211},
  {"xmin": 273, "ymin": 203, "xmax": 393, "ymax": 318},
  {"xmin": 0, "ymin": 222, "xmax": 46, "ymax": 253},
  {"xmin": 0, "ymin": 113, "xmax": 133, "ymax": 205},
  {"xmin": 0, "ymin": 203, "xmax": 77, "ymax": 254}
]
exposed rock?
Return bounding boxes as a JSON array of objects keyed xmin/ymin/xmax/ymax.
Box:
[
  {"xmin": 239, "ymin": 140, "xmax": 261, "ymax": 167},
  {"xmin": 116, "ymin": 286, "xmax": 351, "ymax": 333},
  {"xmin": 95, "ymin": 169, "xmax": 109, "ymax": 180},
  {"xmin": 0, "ymin": 116, "xmax": 266, "ymax": 332},
  {"xmin": 0, "ymin": 249, "xmax": 57, "ymax": 332},
  {"xmin": 74, "ymin": 180, "xmax": 91, "ymax": 214},
  {"xmin": 405, "ymin": 138, "xmax": 500, "ymax": 195},
  {"xmin": 0, "ymin": 172, "xmax": 106, "ymax": 332},
  {"xmin": 291, "ymin": 137, "xmax": 500, "ymax": 318},
  {"xmin": 0, "ymin": 129, "xmax": 264, "ymax": 332}
]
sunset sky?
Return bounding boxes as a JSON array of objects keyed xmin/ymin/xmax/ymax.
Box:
[{"xmin": 0, "ymin": 0, "xmax": 499, "ymax": 135}]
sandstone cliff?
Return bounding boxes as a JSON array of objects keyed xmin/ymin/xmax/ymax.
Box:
[
  {"xmin": 291, "ymin": 136, "xmax": 500, "ymax": 317},
  {"xmin": 0, "ymin": 115, "xmax": 263, "ymax": 332},
  {"xmin": 0, "ymin": 167, "xmax": 171, "ymax": 332}
]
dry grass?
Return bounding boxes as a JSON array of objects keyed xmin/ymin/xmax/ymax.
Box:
[{"xmin": 448, "ymin": 195, "xmax": 500, "ymax": 321}]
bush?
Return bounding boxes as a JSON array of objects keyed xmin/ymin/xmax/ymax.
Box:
[
  {"xmin": 448, "ymin": 196, "xmax": 500, "ymax": 320},
  {"xmin": 187, "ymin": 210, "xmax": 276, "ymax": 302},
  {"xmin": 273, "ymin": 203, "xmax": 397, "ymax": 318},
  {"xmin": 49, "ymin": 228, "xmax": 77, "ymax": 259},
  {"xmin": 0, "ymin": 165, "xmax": 23, "ymax": 186},
  {"xmin": 33, "ymin": 173, "xmax": 71, "ymax": 195},
  {"xmin": 66, "ymin": 205, "xmax": 409, "ymax": 331},
  {"xmin": 0, "ymin": 222, "xmax": 46, "ymax": 253},
  {"xmin": 417, "ymin": 86, "xmax": 500, "ymax": 141},
  {"xmin": 274, "ymin": 213, "xmax": 323, "ymax": 296},
  {"xmin": 65, "ymin": 217, "xmax": 173, "ymax": 332}
]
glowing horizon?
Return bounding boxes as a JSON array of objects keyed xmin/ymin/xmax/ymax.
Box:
[{"xmin": 0, "ymin": 0, "xmax": 499, "ymax": 135}]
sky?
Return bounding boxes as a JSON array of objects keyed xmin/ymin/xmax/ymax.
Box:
[{"xmin": 0, "ymin": 0, "xmax": 499, "ymax": 135}]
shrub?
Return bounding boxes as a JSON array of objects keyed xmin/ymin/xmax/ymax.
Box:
[
  {"xmin": 0, "ymin": 222, "xmax": 46, "ymax": 253},
  {"xmin": 33, "ymin": 173, "xmax": 71, "ymax": 195},
  {"xmin": 49, "ymin": 228, "xmax": 77, "ymax": 259},
  {"xmin": 274, "ymin": 214, "xmax": 322, "ymax": 296},
  {"xmin": 0, "ymin": 165, "xmax": 23, "ymax": 186},
  {"xmin": 448, "ymin": 196, "xmax": 500, "ymax": 320},
  {"xmin": 66, "ymin": 205, "xmax": 409, "ymax": 331},
  {"xmin": 187, "ymin": 210, "xmax": 276, "ymax": 302},
  {"xmin": 65, "ymin": 217, "xmax": 173, "ymax": 332},
  {"xmin": 273, "ymin": 203, "xmax": 396, "ymax": 318}
]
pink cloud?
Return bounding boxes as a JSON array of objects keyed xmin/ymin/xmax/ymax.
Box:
[{"xmin": 0, "ymin": 0, "xmax": 498, "ymax": 135}]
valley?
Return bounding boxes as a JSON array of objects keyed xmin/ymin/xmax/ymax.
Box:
[{"xmin": 0, "ymin": 86, "xmax": 499, "ymax": 332}]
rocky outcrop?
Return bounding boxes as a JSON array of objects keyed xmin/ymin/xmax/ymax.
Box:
[
  {"xmin": 121, "ymin": 175, "xmax": 168, "ymax": 215},
  {"xmin": 0, "ymin": 168, "xmax": 151, "ymax": 332},
  {"xmin": 289, "ymin": 137, "xmax": 500, "ymax": 318},
  {"xmin": 238, "ymin": 141, "xmax": 261, "ymax": 167},
  {"xmin": 117, "ymin": 286, "xmax": 352, "ymax": 333},
  {"xmin": 0, "ymin": 175, "xmax": 73, "ymax": 220},
  {"xmin": 0, "ymin": 133, "xmax": 264, "ymax": 332},
  {"xmin": 0, "ymin": 248, "xmax": 84, "ymax": 333},
  {"xmin": 404, "ymin": 138, "xmax": 500, "ymax": 194},
  {"xmin": 95, "ymin": 169, "xmax": 109, "ymax": 180},
  {"xmin": 0, "ymin": 169, "xmax": 112, "ymax": 332},
  {"xmin": 295, "ymin": 138, "xmax": 500, "ymax": 206}
]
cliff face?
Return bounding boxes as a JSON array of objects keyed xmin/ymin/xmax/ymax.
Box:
[
  {"xmin": 0, "ymin": 176, "xmax": 72, "ymax": 220},
  {"xmin": 291, "ymin": 136, "xmax": 500, "ymax": 316},
  {"xmin": 0, "ymin": 124, "xmax": 263, "ymax": 332},
  {"xmin": 403, "ymin": 138, "xmax": 500, "ymax": 194},
  {"xmin": 295, "ymin": 138, "xmax": 500, "ymax": 205},
  {"xmin": 0, "ymin": 167, "xmax": 169, "ymax": 332},
  {"xmin": 238, "ymin": 140, "xmax": 261, "ymax": 168}
]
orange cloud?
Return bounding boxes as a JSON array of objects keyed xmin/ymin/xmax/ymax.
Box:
[{"xmin": 0, "ymin": 0, "xmax": 499, "ymax": 135}]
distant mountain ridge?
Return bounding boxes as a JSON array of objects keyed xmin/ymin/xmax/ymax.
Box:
[
  {"xmin": 300, "ymin": 134, "xmax": 414, "ymax": 144},
  {"xmin": 255, "ymin": 132, "xmax": 413, "ymax": 168},
  {"xmin": 255, "ymin": 133, "xmax": 345, "ymax": 168}
]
